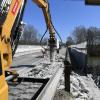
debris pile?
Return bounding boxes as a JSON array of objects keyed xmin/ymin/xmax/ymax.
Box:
[
  {"xmin": 57, "ymin": 71, "xmax": 100, "ymax": 100},
  {"xmin": 70, "ymin": 72, "xmax": 89, "ymax": 100}
]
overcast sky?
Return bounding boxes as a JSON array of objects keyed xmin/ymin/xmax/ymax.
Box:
[{"xmin": 23, "ymin": 0, "xmax": 100, "ymax": 42}]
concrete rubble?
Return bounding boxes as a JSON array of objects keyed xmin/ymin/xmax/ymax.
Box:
[
  {"xmin": 9, "ymin": 48, "xmax": 100, "ymax": 100},
  {"xmin": 57, "ymin": 71, "xmax": 100, "ymax": 100}
]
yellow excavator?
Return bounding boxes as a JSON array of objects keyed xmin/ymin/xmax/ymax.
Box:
[
  {"xmin": 0, "ymin": 0, "xmax": 99, "ymax": 99},
  {"xmin": 0, "ymin": 0, "xmax": 57, "ymax": 99}
]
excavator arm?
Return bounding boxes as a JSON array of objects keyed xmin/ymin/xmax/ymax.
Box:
[
  {"xmin": 33, "ymin": 0, "xmax": 56, "ymax": 61},
  {"xmin": 33, "ymin": 0, "xmax": 55, "ymax": 37}
]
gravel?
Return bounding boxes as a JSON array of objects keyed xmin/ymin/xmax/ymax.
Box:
[
  {"xmin": 9, "ymin": 82, "xmax": 42, "ymax": 100},
  {"xmin": 56, "ymin": 71, "xmax": 100, "ymax": 100},
  {"xmin": 9, "ymin": 48, "xmax": 100, "ymax": 100},
  {"xmin": 9, "ymin": 53, "xmax": 63, "ymax": 100}
]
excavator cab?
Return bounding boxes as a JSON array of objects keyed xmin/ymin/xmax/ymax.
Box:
[{"xmin": 0, "ymin": 0, "xmax": 26, "ymax": 57}]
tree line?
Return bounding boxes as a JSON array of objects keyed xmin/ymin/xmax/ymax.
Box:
[
  {"xmin": 66, "ymin": 26, "xmax": 100, "ymax": 46},
  {"xmin": 19, "ymin": 24, "xmax": 47, "ymax": 45}
]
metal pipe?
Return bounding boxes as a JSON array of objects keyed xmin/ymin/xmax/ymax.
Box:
[{"xmin": 6, "ymin": 75, "xmax": 14, "ymax": 81}]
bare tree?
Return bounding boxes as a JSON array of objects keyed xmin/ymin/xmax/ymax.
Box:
[
  {"xmin": 66, "ymin": 36, "xmax": 74, "ymax": 46},
  {"xmin": 87, "ymin": 27, "xmax": 100, "ymax": 46},
  {"xmin": 20, "ymin": 25, "xmax": 40, "ymax": 44},
  {"xmin": 72, "ymin": 26, "xmax": 87, "ymax": 44}
]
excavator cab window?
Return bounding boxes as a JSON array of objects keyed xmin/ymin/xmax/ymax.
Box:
[{"xmin": 0, "ymin": 0, "xmax": 12, "ymax": 26}]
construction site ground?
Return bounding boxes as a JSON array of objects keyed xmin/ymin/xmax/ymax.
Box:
[{"xmin": 8, "ymin": 46, "xmax": 100, "ymax": 100}]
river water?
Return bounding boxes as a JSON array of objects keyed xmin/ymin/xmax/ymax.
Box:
[{"xmin": 88, "ymin": 56, "xmax": 100, "ymax": 67}]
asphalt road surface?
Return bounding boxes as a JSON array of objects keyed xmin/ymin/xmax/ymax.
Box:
[{"xmin": 10, "ymin": 51, "xmax": 44, "ymax": 73}]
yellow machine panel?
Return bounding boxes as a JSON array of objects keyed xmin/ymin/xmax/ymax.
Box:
[{"xmin": 85, "ymin": 0, "xmax": 100, "ymax": 5}]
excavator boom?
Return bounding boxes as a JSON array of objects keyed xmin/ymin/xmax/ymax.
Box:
[{"xmin": 32, "ymin": 0, "xmax": 56, "ymax": 61}]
